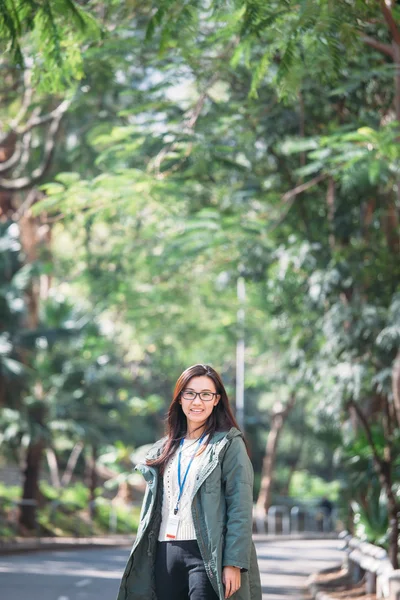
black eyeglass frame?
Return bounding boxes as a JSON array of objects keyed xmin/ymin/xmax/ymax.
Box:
[{"xmin": 181, "ymin": 390, "xmax": 219, "ymax": 402}]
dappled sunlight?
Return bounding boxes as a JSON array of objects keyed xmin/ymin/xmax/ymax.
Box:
[
  {"xmin": 256, "ymin": 539, "xmax": 344, "ymax": 599},
  {"xmin": 0, "ymin": 560, "xmax": 123, "ymax": 579},
  {"xmin": 0, "ymin": 548, "xmax": 128, "ymax": 582}
]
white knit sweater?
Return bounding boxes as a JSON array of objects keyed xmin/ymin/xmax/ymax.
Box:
[{"xmin": 158, "ymin": 436, "xmax": 210, "ymax": 541}]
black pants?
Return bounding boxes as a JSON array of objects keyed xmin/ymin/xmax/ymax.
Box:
[{"xmin": 155, "ymin": 540, "xmax": 219, "ymax": 600}]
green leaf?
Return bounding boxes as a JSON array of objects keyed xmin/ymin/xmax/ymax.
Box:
[
  {"xmin": 368, "ymin": 160, "xmax": 381, "ymax": 185},
  {"xmin": 279, "ymin": 138, "xmax": 319, "ymax": 155}
]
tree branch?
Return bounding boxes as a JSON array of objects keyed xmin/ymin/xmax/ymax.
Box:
[
  {"xmin": 150, "ymin": 71, "xmax": 220, "ymax": 176},
  {"xmin": 347, "ymin": 399, "xmax": 385, "ymax": 471},
  {"xmin": 281, "ymin": 173, "xmax": 327, "ymax": 202},
  {"xmin": 149, "ymin": 40, "xmax": 239, "ymax": 177},
  {"xmin": 264, "ymin": 173, "xmax": 328, "ymax": 233},
  {"xmin": 14, "ymin": 188, "xmax": 38, "ymax": 220},
  {"xmin": 0, "ymin": 140, "xmax": 23, "ymax": 173},
  {"xmin": 16, "ymin": 100, "xmax": 70, "ymax": 136},
  {"xmin": 15, "ymin": 132, "xmax": 33, "ymax": 175},
  {"xmin": 0, "ymin": 70, "xmax": 33, "ymax": 144},
  {"xmin": 0, "ymin": 99, "xmax": 70, "ymax": 191},
  {"xmin": 380, "ymin": 0, "xmax": 400, "ymax": 46},
  {"xmin": 61, "ymin": 442, "xmax": 84, "ymax": 487},
  {"xmin": 183, "ymin": 71, "xmax": 220, "ymax": 130},
  {"xmin": 362, "ymin": 35, "xmax": 394, "ymax": 58}
]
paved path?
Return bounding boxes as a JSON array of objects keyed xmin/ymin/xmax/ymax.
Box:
[
  {"xmin": 0, "ymin": 546, "xmax": 125, "ymax": 600},
  {"xmin": 0, "ymin": 537, "xmax": 344, "ymax": 600},
  {"xmin": 254, "ymin": 536, "xmax": 344, "ymax": 600}
]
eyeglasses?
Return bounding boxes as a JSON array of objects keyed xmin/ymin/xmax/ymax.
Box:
[{"xmin": 181, "ymin": 390, "xmax": 218, "ymax": 402}]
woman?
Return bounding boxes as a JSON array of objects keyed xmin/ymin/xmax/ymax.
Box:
[{"xmin": 116, "ymin": 364, "xmax": 261, "ymax": 600}]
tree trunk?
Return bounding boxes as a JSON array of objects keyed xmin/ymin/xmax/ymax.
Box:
[
  {"xmin": 16, "ymin": 199, "xmax": 52, "ymax": 531},
  {"xmin": 86, "ymin": 444, "xmax": 98, "ymax": 519},
  {"xmin": 0, "ymin": 131, "xmax": 18, "ymax": 220},
  {"xmin": 382, "ymin": 4, "xmax": 400, "ymax": 239},
  {"xmin": 256, "ymin": 394, "xmax": 296, "ymax": 514},
  {"xmin": 61, "ymin": 442, "xmax": 84, "ymax": 487},
  {"xmin": 348, "ymin": 398, "xmax": 399, "ymax": 569},
  {"xmin": 280, "ymin": 440, "xmax": 303, "ymax": 497},
  {"xmin": 45, "ymin": 448, "xmax": 61, "ymax": 489},
  {"xmin": 392, "ymin": 349, "xmax": 400, "ymax": 429},
  {"xmin": 387, "ymin": 494, "xmax": 399, "ymax": 569},
  {"xmin": 19, "ymin": 439, "xmax": 45, "ymax": 531},
  {"xmin": 363, "ymin": 5, "xmax": 400, "ymax": 248}
]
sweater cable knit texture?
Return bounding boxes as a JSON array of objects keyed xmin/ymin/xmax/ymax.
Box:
[{"xmin": 158, "ymin": 436, "xmax": 210, "ymax": 541}]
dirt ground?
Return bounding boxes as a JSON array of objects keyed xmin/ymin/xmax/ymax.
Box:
[{"xmin": 311, "ymin": 566, "xmax": 376, "ymax": 600}]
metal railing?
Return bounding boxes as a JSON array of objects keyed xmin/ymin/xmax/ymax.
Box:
[
  {"xmin": 253, "ymin": 504, "xmax": 337, "ymax": 534},
  {"xmin": 340, "ymin": 531, "xmax": 400, "ymax": 600},
  {"xmin": 2, "ymin": 499, "xmax": 337, "ymax": 539}
]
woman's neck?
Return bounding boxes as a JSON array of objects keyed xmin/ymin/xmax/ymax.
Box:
[{"xmin": 186, "ymin": 426, "xmax": 206, "ymax": 440}]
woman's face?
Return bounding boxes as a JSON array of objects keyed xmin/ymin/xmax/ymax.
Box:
[{"xmin": 179, "ymin": 375, "xmax": 220, "ymax": 431}]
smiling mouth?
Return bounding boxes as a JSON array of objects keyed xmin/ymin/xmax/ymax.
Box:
[{"xmin": 190, "ymin": 409, "xmax": 204, "ymax": 412}]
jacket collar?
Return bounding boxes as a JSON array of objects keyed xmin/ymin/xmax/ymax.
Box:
[{"xmin": 144, "ymin": 427, "xmax": 242, "ymax": 462}]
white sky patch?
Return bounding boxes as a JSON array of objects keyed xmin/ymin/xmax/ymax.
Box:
[
  {"xmin": 137, "ymin": 68, "xmax": 164, "ymax": 91},
  {"xmin": 207, "ymin": 80, "xmax": 230, "ymax": 103},
  {"xmin": 66, "ymin": 134, "xmax": 78, "ymax": 151},
  {"xmin": 165, "ymin": 80, "xmax": 199, "ymax": 109},
  {"xmin": 115, "ymin": 70, "xmax": 127, "ymax": 84}
]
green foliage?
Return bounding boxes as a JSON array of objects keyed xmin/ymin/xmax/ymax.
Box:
[
  {"xmin": 352, "ymin": 491, "xmax": 389, "ymax": 546},
  {"xmin": 1, "ymin": 0, "xmax": 400, "ymax": 548},
  {"xmin": 36, "ymin": 483, "xmax": 140, "ymax": 536},
  {"xmin": 92, "ymin": 500, "xmax": 140, "ymax": 534},
  {"xmin": 0, "ymin": 0, "xmax": 101, "ymax": 91},
  {"xmin": 0, "ymin": 482, "xmax": 21, "ymax": 501},
  {"xmin": 40, "ymin": 481, "xmax": 88, "ymax": 507},
  {"xmin": 289, "ymin": 471, "xmax": 340, "ymax": 502}
]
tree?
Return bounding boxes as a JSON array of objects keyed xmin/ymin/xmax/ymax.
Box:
[
  {"xmin": 1, "ymin": 0, "xmax": 399, "ymax": 562},
  {"xmin": 256, "ymin": 394, "xmax": 296, "ymax": 514}
]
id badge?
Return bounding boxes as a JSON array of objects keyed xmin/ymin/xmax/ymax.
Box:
[{"xmin": 165, "ymin": 514, "xmax": 180, "ymax": 539}]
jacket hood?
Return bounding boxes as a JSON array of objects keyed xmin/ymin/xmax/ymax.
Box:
[{"xmin": 143, "ymin": 426, "xmax": 243, "ymax": 462}]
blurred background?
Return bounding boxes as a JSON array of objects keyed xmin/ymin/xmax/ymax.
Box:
[{"xmin": 0, "ymin": 0, "xmax": 399, "ymax": 572}]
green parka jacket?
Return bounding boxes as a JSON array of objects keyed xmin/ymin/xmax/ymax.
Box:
[{"xmin": 116, "ymin": 427, "xmax": 262, "ymax": 600}]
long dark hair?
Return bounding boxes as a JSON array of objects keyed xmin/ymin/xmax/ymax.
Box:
[{"xmin": 146, "ymin": 364, "xmax": 241, "ymax": 473}]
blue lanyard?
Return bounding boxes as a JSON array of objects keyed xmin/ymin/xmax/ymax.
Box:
[{"xmin": 174, "ymin": 435, "xmax": 205, "ymax": 515}]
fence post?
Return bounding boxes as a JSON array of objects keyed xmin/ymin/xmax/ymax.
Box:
[
  {"xmin": 282, "ymin": 508, "xmax": 290, "ymax": 535},
  {"xmin": 290, "ymin": 507, "xmax": 299, "ymax": 533},
  {"xmin": 109, "ymin": 504, "xmax": 117, "ymax": 534},
  {"xmin": 267, "ymin": 506, "xmax": 277, "ymax": 535},
  {"xmin": 388, "ymin": 570, "xmax": 400, "ymax": 600}
]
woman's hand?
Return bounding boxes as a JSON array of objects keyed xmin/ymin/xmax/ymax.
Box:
[{"xmin": 222, "ymin": 565, "xmax": 241, "ymax": 598}]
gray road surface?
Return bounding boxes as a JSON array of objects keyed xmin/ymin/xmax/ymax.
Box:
[
  {"xmin": 254, "ymin": 536, "xmax": 343, "ymax": 600},
  {"xmin": 0, "ymin": 537, "xmax": 344, "ymax": 600}
]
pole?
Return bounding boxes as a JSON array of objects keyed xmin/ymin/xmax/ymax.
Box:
[{"xmin": 236, "ymin": 276, "xmax": 245, "ymax": 430}]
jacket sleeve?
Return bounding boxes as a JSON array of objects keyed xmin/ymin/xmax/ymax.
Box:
[{"xmin": 221, "ymin": 436, "xmax": 254, "ymax": 572}]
